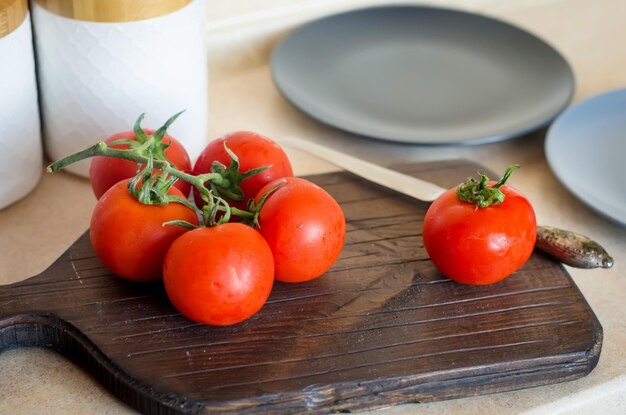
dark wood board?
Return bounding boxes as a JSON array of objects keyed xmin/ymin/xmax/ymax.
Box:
[{"xmin": 0, "ymin": 160, "xmax": 602, "ymax": 415}]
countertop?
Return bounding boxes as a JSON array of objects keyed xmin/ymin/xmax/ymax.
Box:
[{"xmin": 1, "ymin": 0, "xmax": 625, "ymax": 413}]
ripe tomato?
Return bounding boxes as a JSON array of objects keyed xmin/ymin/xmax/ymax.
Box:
[
  {"xmin": 90, "ymin": 180, "xmax": 198, "ymax": 282},
  {"xmin": 89, "ymin": 129, "xmax": 192, "ymax": 199},
  {"xmin": 193, "ymin": 131, "xmax": 293, "ymax": 210},
  {"xmin": 163, "ymin": 223, "xmax": 274, "ymax": 326},
  {"xmin": 255, "ymin": 177, "xmax": 346, "ymax": 283},
  {"xmin": 422, "ymin": 180, "xmax": 537, "ymax": 285}
]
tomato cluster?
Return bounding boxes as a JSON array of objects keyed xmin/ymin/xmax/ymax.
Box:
[
  {"xmin": 51, "ymin": 114, "xmax": 537, "ymax": 325},
  {"xmin": 83, "ymin": 123, "xmax": 346, "ymax": 326}
]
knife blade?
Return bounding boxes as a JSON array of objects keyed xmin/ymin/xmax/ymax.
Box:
[
  {"xmin": 282, "ymin": 136, "xmax": 446, "ymax": 202},
  {"xmin": 280, "ymin": 136, "xmax": 613, "ymax": 269}
]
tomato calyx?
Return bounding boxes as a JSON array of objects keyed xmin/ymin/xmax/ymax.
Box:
[
  {"xmin": 127, "ymin": 158, "xmax": 174, "ymax": 206},
  {"xmin": 105, "ymin": 112, "xmax": 182, "ymax": 168},
  {"xmin": 125, "ymin": 147, "xmax": 190, "ymax": 208},
  {"xmin": 456, "ymin": 164, "xmax": 520, "ymax": 208},
  {"xmin": 199, "ymin": 143, "xmax": 270, "ymax": 204}
]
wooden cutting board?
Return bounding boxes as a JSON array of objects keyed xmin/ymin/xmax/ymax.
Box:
[{"xmin": 0, "ymin": 160, "xmax": 602, "ymax": 415}]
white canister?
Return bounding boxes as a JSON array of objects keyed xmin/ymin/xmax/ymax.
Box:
[
  {"xmin": 0, "ymin": 0, "xmax": 43, "ymax": 209},
  {"xmin": 32, "ymin": 0, "xmax": 209, "ymax": 177}
]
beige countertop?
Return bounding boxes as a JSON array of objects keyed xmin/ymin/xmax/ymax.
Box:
[{"xmin": 1, "ymin": 0, "xmax": 625, "ymax": 413}]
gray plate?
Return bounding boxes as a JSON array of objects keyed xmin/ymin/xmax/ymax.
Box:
[
  {"xmin": 545, "ymin": 88, "xmax": 626, "ymax": 226},
  {"xmin": 271, "ymin": 6, "xmax": 575, "ymax": 144}
]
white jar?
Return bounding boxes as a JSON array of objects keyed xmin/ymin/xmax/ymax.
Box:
[
  {"xmin": 32, "ymin": 0, "xmax": 209, "ymax": 177},
  {"xmin": 0, "ymin": 0, "xmax": 43, "ymax": 209}
]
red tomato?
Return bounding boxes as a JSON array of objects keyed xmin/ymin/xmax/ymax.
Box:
[
  {"xmin": 193, "ymin": 131, "xmax": 293, "ymax": 210},
  {"xmin": 89, "ymin": 129, "xmax": 192, "ymax": 199},
  {"xmin": 163, "ymin": 223, "xmax": 274, "ymax": 326},
  {"xmin": 422, "ymin": 182, "xmax": 537, "ymax": 285},
  {"xmin": 90, "ymin": 180, "xmax": 199, "ymax": 282},
  {"xmin": 255, "ymin": 177, "xmax": 346, "ymax": 283}
]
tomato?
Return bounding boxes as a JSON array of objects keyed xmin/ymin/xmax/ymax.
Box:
[
  {"xmin": 89, "ymin": 129, "xmax": 192, "ymax": 199},
  {"xmin": 163, "ymin": 223, "xmax": 274, "ymax": 326},
  {"xmin": 90, "ymin": 180, "xmax": 198, "ymax": 282},
  {"xmin": 422, "ymin": 178, "xmax": 537, "ymax": 285},
  {"xmin": 193, "ymin": 131, "xmax": 293, "ymax": 210},
  {"xmin": 255, "ymin": 177, "xmax": 346, "ymax": 283}
]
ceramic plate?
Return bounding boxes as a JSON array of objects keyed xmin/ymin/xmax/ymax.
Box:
[
  {"xmin": 271, "ymin": 6, "xmax": 574, "ymax": 144},
  {"xmin": 545, "ymin": 88, "xmax": 626, "ymax": 226}
]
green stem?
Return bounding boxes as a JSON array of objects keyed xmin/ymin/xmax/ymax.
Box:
[
  {"xmin": 167, "ymin": 195, "xmax": 202, "ymax": 217},
  {"xmin": 133, "ymin": 113, "xmax": 149, "ymax": 142},
  {"xmin": 493, "ymin": 164, "xmax": 519, "ymax": 189},
  {"xmin": 456, "ymin": 165, "xmax": 520, "ymax": 208},
  {"xmin": 209, "ymin": 182, "xmax": 240, "ymax": 201},
  {"xmin": 47, "ymin": 141, "xmax": 228, "ymax": 189},
  {"xmin": 230, "ymin": 207, "xmax": 255, "ymax": 219},
  {"xmin": 162, "ymin": 220, "xmax": 198, "ymax": 230}
]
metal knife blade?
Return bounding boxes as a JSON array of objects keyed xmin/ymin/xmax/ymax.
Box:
[{"xmin": 280, "ymin": 136, "xmax": 614, "ymax": 269}]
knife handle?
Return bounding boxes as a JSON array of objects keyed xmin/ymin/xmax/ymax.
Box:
[{"xmin": 535, "ymin": 225, "xmax": 614, "ymax": 269}]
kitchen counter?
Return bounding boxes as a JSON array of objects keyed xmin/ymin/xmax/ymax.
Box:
[{"xmin": 1, "ymin": 0, "xmax": 625, "ymax": 413}]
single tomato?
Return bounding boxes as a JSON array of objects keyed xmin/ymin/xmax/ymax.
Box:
[
  {"xmin": 90, "ymin": 179, "xmax": 199, "ymax": 282},
  {"xmin": 193, "ymin": 131, "xmax": 293, "ymax": 210},
  {"xmin": 422, "ymin": 167, "xmax": 537, "ymax": 285},
  {"xmin": 89, "ymin": 128, "xmax": 191, "ymax": 199},
  {"xmin": 163, "ymin": 223, "xmax": 274, "ymax": 326},
  {"xmin": 255, "ymin": 177, "xmax": 346, "ymax": 283}
]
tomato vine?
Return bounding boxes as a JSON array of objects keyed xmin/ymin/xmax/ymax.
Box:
[{"xmin": 47, "ymin": 113, "xmax": 269, "ymax": 227}]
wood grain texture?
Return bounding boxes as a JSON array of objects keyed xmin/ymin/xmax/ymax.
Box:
[
  {"xmin": 34, "ymin": 0, "xmax": 191, "ymax": 22},
  {"xmin": 0, "ymin": 0, "xmax": 27, "ymax": 38},
  {"xmin": 0, "ymin": 160, "xmax": 602, "ymax": 414}
]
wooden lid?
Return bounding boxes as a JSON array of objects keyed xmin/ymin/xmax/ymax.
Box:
[
  {"xmin": 34, "ymin": 0, "xmax": 193, "ymax": 23},
  {"xmin": 0, "ymin": 0, "xmax": 28, "ymax": 39}
]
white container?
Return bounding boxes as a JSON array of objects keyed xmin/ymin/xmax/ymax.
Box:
[
  {"xmin": 32, "ymin": 0, "xmax": 209, "ymax": 177},
  {"xmin": 0, "ymin": 0, "xmax": 43, "ymax": 209}
]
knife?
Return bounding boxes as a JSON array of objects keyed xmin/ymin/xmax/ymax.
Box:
[{"xmin": 280, "ymin": 136, "xmax": 614, "ymax": 269}]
